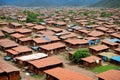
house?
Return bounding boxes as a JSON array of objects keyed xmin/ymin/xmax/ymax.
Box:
[
  {"xmin": 96, "ymin": 27, "xmax": 108, "ymax": 33},
  {"xmin": 0, "ymin": 39, "xmax": 18, "ymax": 52},
  {"xmin": 15, "ymin": 28, "xmax": 32, "ymax": 37},
  {"xmin": 0, "ymin": 30, "xmax": 4, "ymax": 39},
  {"xmin": 50, "ymin": 28, "xmax": 63, "ymax": 33},
  {"xmin": 110, "ymin": 32, "xmax": 120, "ymax": 39},
  {"xmin": 77, "ymin": 29, "xmax": 90, "ymax": 37},
  {"xmin": 33, "ymin": 36, "xmax": 60, "ymax": 46},
  {"xmin": 1, "ymin": 27, "xmax": 16, "ymax": 34},
  {"xmin": 9, "ymin": 22, "xmax": 22, "ymax": 29},
  {"xmin": 46, "ymin": 20, "xmax": 55, "ymax": 27},
  {"xmin": 81, "ymin": 56, "xmax": 102, "ymax": 67},
  {"xmin": 6, "ymin": 46, "xmax": 32, "ymax": 58},
  {"xmin": 53, "ymin": 21, "xmax": 67, "ymax": 29},
  {"xmin": 111, "ymin": 56, "xmax": 120, "ymax": 65},
  {"xmin": 33, "ymin": 25, "xmax": 46, "ymax": 32},
  {"xmin": 28, "ymin": 56, "xmax": 63, "ymax": 74},
  {"xmin": 89, "ymin": 45, "xmax": 109, "ymax": 55},
  {"xmin": 39, "ymin": 42, "xmax": 66, "ymax": 55},
  {"xmin": 25, "ymin": 23, "xmax": 35, "ymax": 29},
  {"xmin": 96, "ymin": 70, "xmax": 120, "ymax": 80},
  {"xmin": 88, "ymin": 30, "xmax": 104, "ymax": 39},
  {"xmin": 0, "ymin": 21, "xmax": 8, "ymax": 27},
  {"xmin": 38, "ymin": 29, "xmax": 55, "ymax": 36},
  {"xmin": 44, "ymin": 67, "xmax": 94, "ymax": 80},
  {"xmin": 114, "ymin": 48, "xmax": 120, "ymax": 55},
  {"xmin": 10, "ymin": 33, "xmax": 25, "ymax": 42},
  {"xmin": 18, "ymin": 37, "xmax": 32, "ymax": 46},
  {"xmin": 15, "ymin": 53, "xmax": 48, "ymax": 67},
  {"xmin": 85, "ymin": 37, "xmax": 100, "ymax": 45},
  {"xmin": 98, "ymin": 52, "xmax": 117, "ymax": 61},
  {"xmin": 59, "ymin": 33, "xmax": 77, "ymax": 40},
  {"xmin": 64, "ymin": 38, "xmax": 89, "ymax": 49},
  {"xmin": 0, "ymin": 68, "xmax": 7, "ymax": 80},
  {"xmin": 0, "ymin": 62, "xmax": 20, "ymax": 80},
  {"xmin": 101, "ymin": 40, "xmax": 119, "ymax": 50}
]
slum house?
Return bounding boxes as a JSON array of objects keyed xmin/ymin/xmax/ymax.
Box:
[
  {"xmin": 101, "ymin": 40, "xmax": 119, "ymax": 50},
  {"xmin": 39, "ymin": 42, "xmax": 66, "ymax": 55},
  {"xmin": 50, "ymin": 28, "xmax": 63, "ymax": 33},
  {"xmin": 111, "ymin": 55, "xmax": 120, "ymax": 65},
  {"xmin": 6, "ymin": 46, "xmax": 32, "ymax": 58},
  {"xmin": 33, "ymin": 25, "xmax": 47, "ymax": 32},
  {"xmin": 25, "ymin": 23, "xmax": 36, "ymax": 29},
  {"xmin": 38, "ymin": 29, "xmax": 55, "ymax": 36},
  {"xmin": 96, "ymin": 27, "xmax": 109, "ymax": 33},
  {"xmin": 28, "ymin": 56, "xmax": 63, "ymax": 74},
  {"xmin": 85, "ymin": 37, "xmax": 100, "ymax": 45},
  {"xmin": 0, "ymin": 30, "xmax": 4, "ymax": 39},
  {"xmin": 0, "ymin": 39, "xmax": 18, "ymax": 52},
  {"xmin": 44, "ymin": 67, "xmax": 95, "ymax": 80},
  {"xmin": 114, "ymin": 48, "xmax": 120, "ymax": 55},
  {"xmin": 59, "ymin": 33, "xmax": 77, "ymax": 40},
  {"xmin": 89, "ymin": 45, "xmax": 109, "ymax": 55},
  {"xmin": 15, "ymin": 53, "xmax": 48, "ymax": 67},
  {"xmin": 0, "ymin": 21, "xmax": 8, "ymax": 27},
  {"xmin": 18, "ymin": 37, "xmax": 32, "ymax": 46},
  {"xmin": 96, "ymin": 70, "xmax": 120, "ymax": 80},
  {"xmin": 88, "ymin": 30, "xmax": 104, "ymax": 39},
  {"xmin": 110, "ymin": 32, "xmax": 120, "ymax": 39},
  {"xmin": 81, "ymin": 56, "xmax": 102, "ymax": 67},
  {"xmin": 0, "ymin": 68, "xmax": 7, "ymax": 80},
  {"xmin": 15, "ymin": 28, "xmax": 32, "ymax": 37},
  {"xmin": 1, "ymin": 27, "xmax": 16, "ymax": 35},
  {"xmin": 98, "ymin": 52, "xmax": 117, "ymax": 61},
  {"xmin": 9, "ymin": 22, "xmax": 22, "ymax": 29},
  {"xmin": 0, "ymin": 62, "xmax": 20, "ymax": 80},
  {"xmin": 10, "ymin": 33, "xmax": 26, "ymax": 43},
  {"xmin": 76, "ymin": 29, "xmax": 90, "ymax": 37},
  {"xmin": 64, "ymin": 38, "xmax": 89, "ymax": 49},
  {"xmin": 46, "ymin": 20, "xmax": 55, "ymax": 27},
  {"xmin": 33, "ymin": 36, "xmax": 60, "ymax": 46},
  {"xmin": 53, "ymin": 21, "xmax": 67, "ymax": 29}
]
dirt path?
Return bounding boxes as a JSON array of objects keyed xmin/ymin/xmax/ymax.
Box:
[{"xmin": 54, "ymin": 53, "xmax": 98, "ymax": 80}]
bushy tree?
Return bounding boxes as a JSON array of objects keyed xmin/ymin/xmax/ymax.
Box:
[{"xmin": 72, "ymin": 48, "xmax": 90, "ymax": 63}]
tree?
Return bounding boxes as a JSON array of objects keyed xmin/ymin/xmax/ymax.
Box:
[{"xmin": 72, "ymin": 48, "xmax": 90, "ymax": 63}]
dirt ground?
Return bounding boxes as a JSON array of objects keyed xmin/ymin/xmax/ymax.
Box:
[{"xmin": 0, "ymin": 52, "xmax": 97, "ymax": 80}]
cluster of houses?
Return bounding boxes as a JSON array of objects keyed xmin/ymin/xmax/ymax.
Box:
[{"xmin": 0, "ymin": 6, "xmax": 120, "ymax": 80}]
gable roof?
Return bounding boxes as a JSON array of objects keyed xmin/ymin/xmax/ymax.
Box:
[
  {"xmin": 90, "ymin": 45, "xmax": 109, "ymax": 51},
  {"xmin": 96, "ymin": 70, "xmax": 120, "ymax": 80},
  {"xmin": 39, "ymin": 42, "xmax": 65, "ymax": 51},
  {"xmin": 28, "ymin": 56, "xmax": 62, "ymax": 68},
  {"xmin": 44, "ymin": 67, "xmax": 94, "ymax": 80}
]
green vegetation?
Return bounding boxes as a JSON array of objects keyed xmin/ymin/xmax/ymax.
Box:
[
  {"xmin": 32, "ymin": 73, "xmax": 46, "ymax": 80},
  {"xmin": 90, "ymin": 63, "xmax": 119, "ymax": 73},
  {"xmin": 24, "ymin": 10, "xmax": 43, "ymax": 23},
  {"xmin": 72, "ymin": 48, "xmax": 90, "ymax": 63},
  {"xmin": 91, "ymin": 0, "xmax": 120, "ymax": 8},
  {"xmin": 101, "ymin": 12, "xmax": 113, "ymax": 17}
]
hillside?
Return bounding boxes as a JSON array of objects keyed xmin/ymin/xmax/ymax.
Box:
[
  {"xmin": 1, "ymin": 0, "xmax": 100, "ymax": 7},
  {"xmin": 91, "ymin": 0, "xmax": 120, "ymax": 8}
]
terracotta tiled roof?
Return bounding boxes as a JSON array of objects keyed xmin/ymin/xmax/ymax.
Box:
[
  {"xmin": 90, "ymin": 45, "xmax": 109, "ymax": 51},
  {"xmin": 65, "ymin": 38, "xmax": 88, "ymax": 45},
  {"xmin": 39, "ymin": 42, "xmax": 65, "ymax": 51},
  {"xmin": 81, "ymin": 56, "xmax": 101, "ymax": 63},
  {"xmin": 28, "ymin": 56, "xmax": 62, "ymax": 68},
  {"xmin": 96, "ymin": 70, "xmax": 120, "ymax": 80},
  {"xmin": 44, "ymin": 67, "xmax": 94, "ymax": 80}
]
